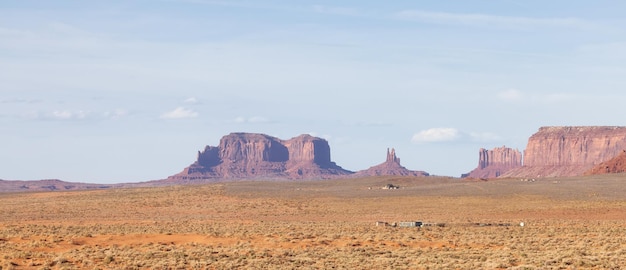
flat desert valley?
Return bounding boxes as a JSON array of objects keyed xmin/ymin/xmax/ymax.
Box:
[{"xmin": 1, "ymin": 175, "xmax": 625, "ymax": 269}]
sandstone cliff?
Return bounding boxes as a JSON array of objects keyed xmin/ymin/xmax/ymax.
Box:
[
  {"xmin": 463, "ymin": 146, "xmax": 522, "ymax": 179},
  {"xmin": 584, "ymin": 150, "xmax": 626, "ymax": 175},
  {"xmin": 353, "ymin": 148, "xmax": 429, "ymax": 177},
  {"xmin": 502, "ymin": 126, "xmax": 626, "ymax": 178},
  {"xmin": 169, "ymin": 133, "xmax": 352, "ymax": 181}
]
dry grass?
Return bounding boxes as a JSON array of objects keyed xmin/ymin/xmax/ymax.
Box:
[{"xmin": 0, "ymin": 175, "xmax": 625, "ymax": 269}]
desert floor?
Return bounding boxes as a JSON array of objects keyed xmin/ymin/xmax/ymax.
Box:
[{"xmin": 0, "ymin": 175, "xmax": 625, "ymax": 269}]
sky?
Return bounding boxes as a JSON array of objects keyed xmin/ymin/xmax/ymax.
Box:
[{"xmin": 2, "ymin": 1, "xmax": 626, "ymax": 183}]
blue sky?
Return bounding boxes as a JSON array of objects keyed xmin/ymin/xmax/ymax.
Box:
[{"xmin": 2, "ymin": 1, "xmax": 626, "ymax": 183}]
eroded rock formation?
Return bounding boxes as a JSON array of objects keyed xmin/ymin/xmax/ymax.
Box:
[
  {"xmin": 584, "ymin": 150, "xmax": 626, "ymax": 175},
  {"xmin": 169, "ymin": 133, "xmax": 352, "ymax": 181},
  {"xmin": 353, "ymin": 148, "xmax": 429, "ymax": 177},
  {"xmin": 463, "ymin": 146, "xmax": 522, "ymax": 179},
  {"xmin": 502, "ymin": 126, "xmax": 626, "ymax": 178}
]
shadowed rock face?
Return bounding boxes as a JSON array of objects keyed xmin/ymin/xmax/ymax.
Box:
[
  {"xmin": 170, "ymin": 133, "xmax": 352, "ymax": 181},
  {"xmin": 502, "ymin": 126, "xmax": 626, "ymax": 178},
  {"xmin": 353, "ymin": 148, "xmax": 429, "ymax": 177},
  {"xmin": 463, "ymin": 146, "xmax": 522, "ymax": 179}
]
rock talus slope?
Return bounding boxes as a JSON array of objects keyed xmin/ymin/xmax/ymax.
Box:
[
  {"xmin": 502, "ymin": 126, "xmax": 626, "ymax": 178},
  {"xmin": 584, "ymin": 150, "xmax": 626, "ymax": 175}
]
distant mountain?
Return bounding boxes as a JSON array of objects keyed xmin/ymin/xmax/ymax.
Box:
[{"xmin": 0, "ymin": 179, "xmax": 112, "ymax": 192}]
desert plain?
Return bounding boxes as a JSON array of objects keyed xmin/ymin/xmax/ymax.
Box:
[{"xmin": 0, "ymin": 175, "xmax": 625, "ymax": 269}]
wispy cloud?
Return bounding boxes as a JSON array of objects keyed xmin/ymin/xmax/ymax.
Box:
[
  {"xmin": 395, "ymin": 10, "xmax": 595, "ymax": 30},
  {"xmin": 24, "ymin": 110, "xmax": 92, "ymax": 121},
  {"xmin": 160, "ymin": 107, "xmax": 198, "ymax": 119},
  {"xmin": 412, "ymin": 128, "xmax": 502, "ymax": 143}
]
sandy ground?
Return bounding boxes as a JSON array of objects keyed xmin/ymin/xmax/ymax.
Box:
[{"xmin": 0, "ymin": 175, "xmax": 625, "ymax": 269}]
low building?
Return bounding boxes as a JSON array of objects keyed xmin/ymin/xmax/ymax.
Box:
[{"xmin": 398, "ymin": 221, "xmax": 423, "ymax": 227}]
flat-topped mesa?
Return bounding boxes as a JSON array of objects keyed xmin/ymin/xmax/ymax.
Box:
[
  {"xmin": 354, "ymin": 148, "xmax": 429, "ymax": 177},
  {"xmin": 463, "ymin": 146, "xmax": 522, "ymax": 179},
  {"xmin": 502, "ymin": 126, "xmax": 626, "ymax": 178},
  {"xmin": 170, "ymin": 132, "xmax": 352, "ymax": 181}
]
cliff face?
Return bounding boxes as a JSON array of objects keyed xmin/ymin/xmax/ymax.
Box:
[
  {"xmin": 283, "ymin": 134, "xmax": 332, "ymax": 165},
  {"xmin": 353, "ymin": 148, "xmax": 429, "ymax": 177},
  {"xmin": 170, "ymin": 133, "xmax": 352, "ymax": 181},
  {"xmin": 502, "ymin": 126, "xmax": 626, "ymax": 178},
  {"xmin": 463, "ymin": 146, "xmax": 522, "ymax": 179}
]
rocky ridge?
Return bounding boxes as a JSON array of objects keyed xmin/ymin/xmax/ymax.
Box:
[
  {"xmin": 353, "ymin": 148, "xmax": 429, "ymax": 177},
  {"xmin": 463, "ymin": 146, "xmax": 522, "ymax": 179}
]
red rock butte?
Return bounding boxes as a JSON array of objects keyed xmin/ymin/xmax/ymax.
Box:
[{"xmin": 168, "ymin": 133, "xmax": 352, "ymax": 181}]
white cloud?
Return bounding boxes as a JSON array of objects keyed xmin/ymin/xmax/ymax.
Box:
[
  {"xmin": 498, "ymin": 89, "xmax": 524, "ymax": 102},
  {"xmin": 160, "ymin": 107, "xmax": 198, "ymax": 119},
  {"xmin": 411, "ymin": 128, "xmax": 461, "ymax": 143},
  {"xmin": 395, "ymin": 10, "xmax": 593, "ymax": 30}
]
